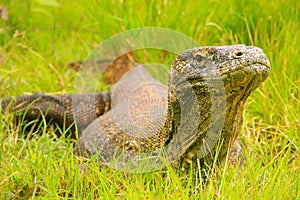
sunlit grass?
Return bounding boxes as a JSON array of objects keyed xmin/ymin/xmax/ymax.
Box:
[{"xmin": 0, "ymin": 0, "xmax": 299, "ymax": 199}]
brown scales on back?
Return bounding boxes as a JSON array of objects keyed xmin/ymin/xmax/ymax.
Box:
[{"xmin": 1, "ymin": 45, "xmax": 270, "ymax": 171}]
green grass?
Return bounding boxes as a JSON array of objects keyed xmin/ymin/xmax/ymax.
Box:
[{"xmin": 0, "ymin": 0, "xmax": 299, "ymax": 199}]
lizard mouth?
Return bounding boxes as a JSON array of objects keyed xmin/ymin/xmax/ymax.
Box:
[
  {"xmin": 222, "ymin": 62, "xmax": 270, "ymax": 84},
  {"xmin": 184, "ymin": 60, "xmax": 270, "ymax": 82},
  {"xmin": 230, "ymin": 60, "xmax": 270, "ymax": 74},
  {"xmin": 168, "ymin": 62, "xmax": 270, "ymax": 96},
  {"xmin": 246, "ymin": 62, "xmax": 270, "ymax": 72}
]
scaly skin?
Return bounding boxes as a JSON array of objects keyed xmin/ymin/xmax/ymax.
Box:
[
  {"xmin": 1, "ymin": 93, "xmax": 110, "ymax": 135},
  {"xmin": 1, "ymin": 44, "xmax": 270, "ymax": 171},
  {"xmin": 75, "ymin": 45, "xmax": 270, "ymax": 171},
  {"xmin": 168, "ymin": 45, "xmax": 270, "ymax": 168}
]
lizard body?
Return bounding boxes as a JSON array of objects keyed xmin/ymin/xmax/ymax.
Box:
[{"xmin": 1, "ymin": 44, "xmax": 270, "ymax": 171}]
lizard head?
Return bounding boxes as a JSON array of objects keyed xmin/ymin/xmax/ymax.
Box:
[{"xmin": 170, "ymin": 44, "xmax": 271, "ymax": 97}]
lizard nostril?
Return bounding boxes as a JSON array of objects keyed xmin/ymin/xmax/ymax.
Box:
[{"xmin": 234, "ymin": 51, "xmax": 243, "ymax": 57}]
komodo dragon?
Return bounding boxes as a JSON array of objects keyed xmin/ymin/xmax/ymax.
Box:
[{"xmin": 1, "ymin": 45, "xmax": 270, "ymax": 171}]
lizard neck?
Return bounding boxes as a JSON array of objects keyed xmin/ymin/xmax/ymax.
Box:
[{"xmin": 163, "ymin": 71, "xmax": 255, "ymax": 167}]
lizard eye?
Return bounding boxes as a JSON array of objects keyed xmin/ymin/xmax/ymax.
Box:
[{"xmin": 195, "ymin": 54, "xmax": 203, "ymax": 62}]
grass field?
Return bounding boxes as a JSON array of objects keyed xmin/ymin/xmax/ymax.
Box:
[{"xmin": 0, "ymin": 0, "xmax": 299, "ymax": 199}]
